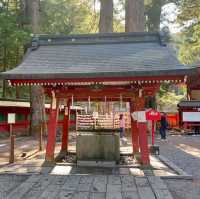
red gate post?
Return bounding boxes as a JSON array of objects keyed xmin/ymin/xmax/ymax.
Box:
[
  {"xmin": 152, "ymin": 120, "xmax": 155, "ymax": 145},
  {"xmin": 9, "ymin": 124, "xmax": 15, "ymax": 163},
  {"xmin": 61, "ymin": 99, "xmax": 71, "ymax": 153},
  {"xmin": 130, "ymin": 100, "xmax": 140, "ymax": 154},
  {"xmin": 137, "ymin": 97, "xmax": 150, "ymax": 165},
  {"xmin": 45, "ymin": 91, "xmax": 59, "ymax": 162}
]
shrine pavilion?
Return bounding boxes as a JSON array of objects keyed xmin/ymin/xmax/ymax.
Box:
[{"xmin": 0, "ymin": 32, "xmax": 197, "ymax": 165}]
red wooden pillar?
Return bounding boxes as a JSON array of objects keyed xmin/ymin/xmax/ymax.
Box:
[
  {"xmin": 45, "ymin": 92, "xmax": 59, "ymax": 162},
  {"xmin": 61, "ymin": 100, "xmax": 70, "ymax": 153},
  {"xmin": 130, "ymin": 101, "xmax": 139, "ymax": 154},
  {"xmin": 137, "ymin": 97, "xmax": 150, "ymax": 165}
]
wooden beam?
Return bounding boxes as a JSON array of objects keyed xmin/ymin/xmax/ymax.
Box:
[
  {"xmin": 44, "ymin": 86, "xmax": 159, "ymax": 100},
  {"xmin": 10, "ymin": 75, "xmax": 185, "ymax": 86}
]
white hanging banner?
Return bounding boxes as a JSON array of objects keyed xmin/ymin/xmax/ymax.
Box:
[
  {"xmin": 120, "ymin": 94, "xmax": 123, "ymax": 110},
  {"xmin": 92, "ymin": 112, "xmax": 99, "ymax": 119},
  {"xmin": 71, "ymin": 95, "xmax": 74, "ymax": 107},
  {"xmin": 64, "ymin": 107, "xmax": 68, "ymax": 116},
  {"xmin": 88, "ymin": 96, "xmax": 91, "ymax": 111}
]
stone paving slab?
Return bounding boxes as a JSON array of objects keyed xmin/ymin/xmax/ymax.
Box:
[
  {"xmin": 147, "ymin": 176, "xmax": 174, "ymax": 199},
  {"xmin": 135, "ymin": 177, "xmax": 149, "ymax": 187},
  {"xmin": 107, "ymin": 184, "xmax": 122, "ymax": 193},
  {"xmin": 91, "ymin": 182, "xmax": 107, "ymax": 192},
  {"xmin": 38, "ymin": 190, "xmax": 59, "ymax": 199},
  {"xmin": 74, "ymin": 192, "xmax": 90, "ymax": 199},
  {"xmin": 106, "ymin": 192, "xmax": 122, "ymax": 199},
  {"xmin": 0, "ymin": 173, "xmax": 176, "ymax": 199},
  {"xmin": 122, "ymin": 192, "xmax": 139, "ymax": 199},
  {"xmin": 90, "ymin": 192, "xmax": 106, "ymax": 199},
  {"xmin": 137, "ymin": 186, "xmax": 155, "ymax": 199},
  {"xmin": 122, "ymin": 183, "xmax": 137, "ymax": 192},
  {"xmin": 108, "ymin": 176, "xmax": 121, "ymax": 185}
]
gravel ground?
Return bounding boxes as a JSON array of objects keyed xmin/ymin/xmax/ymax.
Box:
[
  {"xmin": 155, "ymin": 133, "xmax": 200, "ymax": 199},
  {"xmin": 156, "ymin": 134, "xmax": 200, "ymax": 178}
]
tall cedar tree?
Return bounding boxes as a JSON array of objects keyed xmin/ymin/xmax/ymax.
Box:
[
  {"xmin": 125, "ymin": 0, "xmax": 145, "ymax": 32},
  {"xmin": 25, "ymin": 0, "xmax": 46, "ymax": 138},
  {"xmin": 99, "ymin": 0, "xmax": 113, "ymax": 33}
]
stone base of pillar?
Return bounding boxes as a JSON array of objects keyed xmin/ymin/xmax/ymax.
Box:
[{"xmin": 44, "ymin": 156, "xmax": 56, "ymax": 166}]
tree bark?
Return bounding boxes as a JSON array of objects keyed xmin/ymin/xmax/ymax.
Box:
[
  {"xmin": 146, "ymin": 0, "xmax": 162, "ymax": 31},
  {"xmin": 125, "ymin": 0, "xmax": 145, "ymax": 32},
  {"xmin": 31, "ymin": 0, "xmax": 40, "ymax": 33},
  {"xmin": 99, "ymin": 0, "xmax": 113, "ymax": 33},
  {"xmin": 24, "ymin": 0, "xmax": 46, "ymax": 137}
]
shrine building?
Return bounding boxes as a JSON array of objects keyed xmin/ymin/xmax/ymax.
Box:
[{"xmin": 0, "ymin": 32, "xmax": 197, "ymax": 165}]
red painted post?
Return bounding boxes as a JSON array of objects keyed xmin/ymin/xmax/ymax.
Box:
[
  {"xmin": 61, "ymin": 100, "xmax": 70, "ymax": 153},
  {"xmin": 9, "ymin": 124, "xmax": 15, "ymax": 163},
  {"xmin": 137, "ymin": 97, "xmax": 150, "ymax": 165},
  {"xmin": 130, "ymin": 101, "xmax": 139, "ymax": 154},
  {"xmin": 45, "ymin": 92, "xmax": 58, "ymax": 162},
  {"xmin": 138, "ymin": 122, "xmax": 150, "ymax": 165},
  {"xmin": 152, "ymin": 120, "xmax": 155, "ymax": 146}
]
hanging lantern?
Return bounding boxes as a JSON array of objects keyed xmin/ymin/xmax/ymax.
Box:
[
  {"xmin": 104, "ymin": 96, "xmax": 107, "ymax": 114},
  {"xmin": 71, "ymin": 95, "xmax": 74, "ymax": 107},
  {"xmin": 120, "ymin": 94, "xmax": 123, "ymax": 110},
  {"xmin": 88, "ymin": 96, "xmax": 91, "ymax": 112},
  {"xmin": 139, "ymin": 89, "xmax": 143, "ymax": 98}
]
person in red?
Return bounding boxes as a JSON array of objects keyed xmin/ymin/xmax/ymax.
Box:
[{"xmin": 119, "ymin": 114, "xmax": 125, "ymax": 138}]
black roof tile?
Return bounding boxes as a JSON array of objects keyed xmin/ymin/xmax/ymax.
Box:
[
  {"xmin": 0, "ymin": 32, "xmax": 196, "ymax": 80},
  {"xmin": 178, "ymin": 101, "xmax": 200, "ymax": 107}
]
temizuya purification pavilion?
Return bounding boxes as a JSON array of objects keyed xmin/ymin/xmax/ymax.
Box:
[{"xmin": 0, "ymin": 32, "xmax": 196, "ymax": 165}]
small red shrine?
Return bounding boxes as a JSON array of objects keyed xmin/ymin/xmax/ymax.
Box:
[{"xmin": 0, "ymin": 32, "xmax": 196, "ymax": 165}]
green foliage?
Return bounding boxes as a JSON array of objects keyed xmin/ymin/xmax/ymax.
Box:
[
  {"xmin": 40, "ymin": 0, "xmax": 99, "ymax": 34},
  {"xmin": 157, "ymin": 90, "xmax": 185, "ymax": 112},
  {"xmin": 157, "ymin": 83, "xmax": 187, "ymax": 111},
  {"xmin": 177, "ymin": 0, "xmax": 200, "ymax": 64},
  {"xmin": 0, "ymin": 0, "xmax": 31, "ymax": 98}
]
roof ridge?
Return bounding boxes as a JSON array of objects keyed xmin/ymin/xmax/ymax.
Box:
[{"xmin": 30, "ymin": 32, "xmax": 166, "ymax": 48}]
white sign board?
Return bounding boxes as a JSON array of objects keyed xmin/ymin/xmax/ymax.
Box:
[
  {"xmin": 183, "ymin": 112, "xmax": 200, "ymax": 122},
  {"xmin": 8, "ymin": 113, "xmax": 16, "ymax": 124},
  {"xmin": 131, "ymin": 112, "xmax": 138, "ymax": 121},
  {"xmin": 114, "ymin": 107, "xmax": 127, "ymax": 112},
  {"xmin": 131, "ymin": 111, "xmax": 146, "ymax": 122},
  {"xmin": 137, "ymin": 111, "xmax": 147, "ymax": 122},
  {"xmin": 92, "ymin": 112, "xmax": 99, "ymax": 119}
]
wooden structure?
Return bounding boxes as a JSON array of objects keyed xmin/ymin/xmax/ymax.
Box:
[
  {"xmin": 0, "ymin": 99, "xmax": 81, "ymax": 132},
  {"xmin": 0, "ymin": 32, "xmax": 196, "ymax": 165},
  {"xmin": 77, "ymin": 112, "xmax": 131, "ymax": 130},
  {"xmin": 178, "ymin": 100, "xmax": 200, "ymax": 132}
]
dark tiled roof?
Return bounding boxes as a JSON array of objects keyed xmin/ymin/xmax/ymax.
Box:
[
  {"xmin": 0, "ymin": 32, "xmax": 196, "ymax": 80},
  {"xmin": 178, "ymin": 100, "xmax": 200, "ymax": 107}
]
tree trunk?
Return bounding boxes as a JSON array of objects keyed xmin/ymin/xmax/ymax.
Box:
[
  {"xmin": 31, "ymin": 0, "xmax": 40, "ymax": 33},
  {"xmin": 125, "ymin": 0, "xmax": 145, "ymax": 32},
  {"xmin": 25, "ymin": 0, "xmax": 46, "ymax": 137},
  {"xmin": 99, "ymin": 0, "xmax": 113, "ymax": 33},
  {"xmin": 146, "ymin": 0, "xmax": 162, "ymax": 31}
]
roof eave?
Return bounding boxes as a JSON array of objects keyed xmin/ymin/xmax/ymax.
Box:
[{"xmin": 0, "ymin": 68, "xmax": 196, "ymax": 81}]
